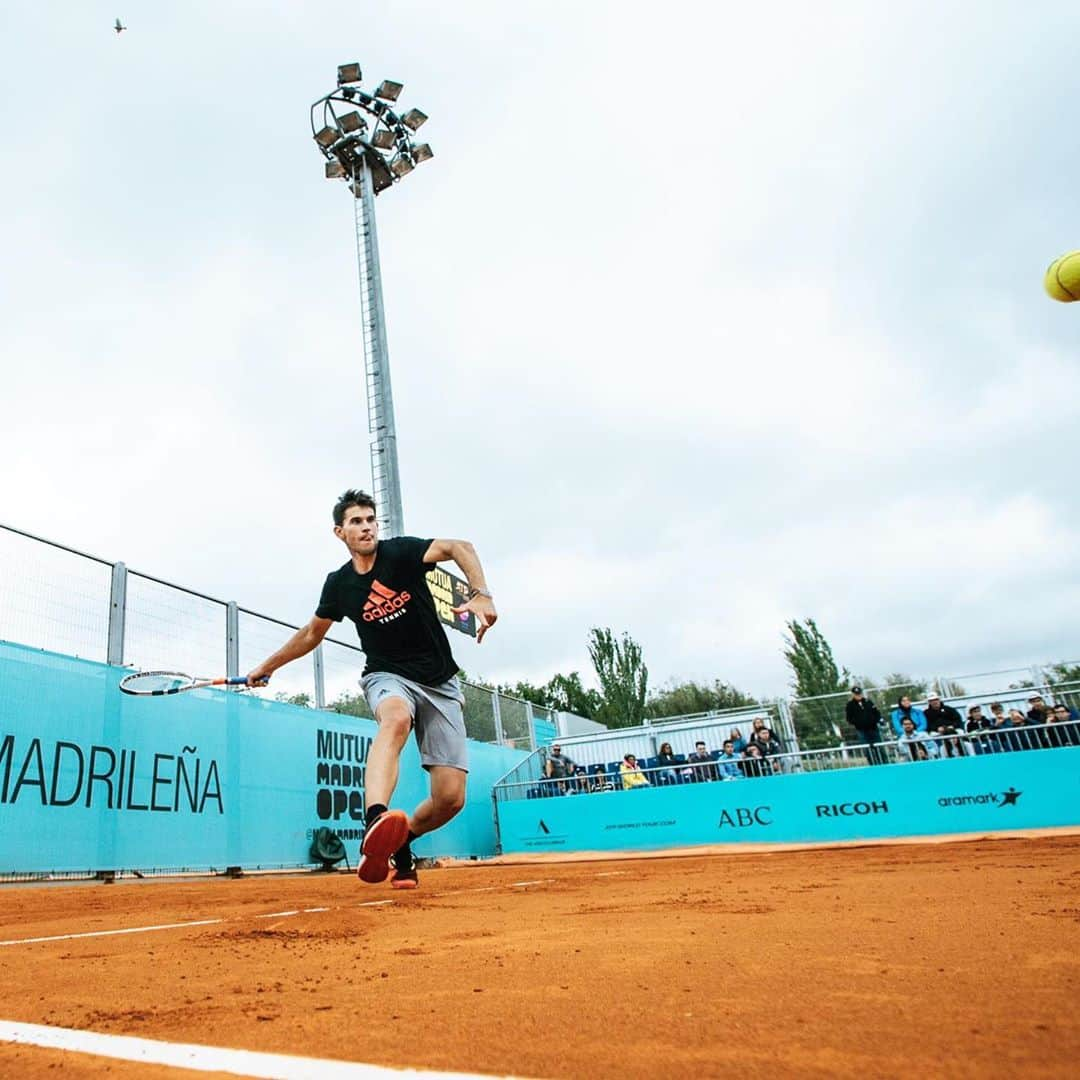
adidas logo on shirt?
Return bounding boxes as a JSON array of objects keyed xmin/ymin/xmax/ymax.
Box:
[{"xmin": 362, "ymin": 580, "xmax": 412, "ymax": 623}]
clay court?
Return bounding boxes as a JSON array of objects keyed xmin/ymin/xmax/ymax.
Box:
[{"xmin": 1, "ymin": 833, "xmax": 1078, "ymax": 1078}]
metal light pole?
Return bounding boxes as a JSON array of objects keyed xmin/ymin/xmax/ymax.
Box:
[{"xmin": 310, "ymin": 63, "xmax": 434, "ymax": 539}]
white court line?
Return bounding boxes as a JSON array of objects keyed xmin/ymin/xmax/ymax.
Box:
[
  {"xmin": 594, "ymin": 871, "xmax": 629, "ymax": 877},
  {"xmin": 0, "ymin": 875, "xmax": 562, "ymax": 948},
  {"xmin": 0, "ymin": 1019, "xmax": 512, "ymax": 1078},
  {"xmin": 0, "ymin": 919, "xmax": 224, "ymax": 948}
]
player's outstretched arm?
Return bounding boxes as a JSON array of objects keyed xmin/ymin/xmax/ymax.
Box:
[
  {"xmin": 424, "ymin": 538, "xmax": 498, "ymax": 644},
  {"xmin": 246, "ymin": 616, "xmax": 334, "ymax": 685}
]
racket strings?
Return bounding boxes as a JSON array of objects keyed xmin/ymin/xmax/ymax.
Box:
[{"xmin": 119, "ymin": 672, "xmax": 196, "ymax": 695}]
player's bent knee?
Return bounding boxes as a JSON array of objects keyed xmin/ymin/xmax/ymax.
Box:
[
  {"xmin": 435, "ymin": 789, "xmax": 466, "ymax": 817},
  {"xmin": 375, "ymin": 705, "xmax": 413, "ymax": 740}
]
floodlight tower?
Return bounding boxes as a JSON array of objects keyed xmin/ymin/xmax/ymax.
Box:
[{"xmin": 310, "ymin": 62, "xmax": 433, "ymax": 539}]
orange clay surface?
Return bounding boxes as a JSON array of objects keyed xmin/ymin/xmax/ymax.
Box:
[{"xmin": 1, "ymin": 835, "xmax": 1079, "ymax": 1079}]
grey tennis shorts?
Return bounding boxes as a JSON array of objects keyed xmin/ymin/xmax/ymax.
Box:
[{"xmin": 361, "ymin": 672, "xmax": 469, "ymax": 773}]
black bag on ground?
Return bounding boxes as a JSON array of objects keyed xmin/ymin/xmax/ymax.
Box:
[{"xmin": 309, "ymin": 827, "xmax": 347, "ymax": 869}]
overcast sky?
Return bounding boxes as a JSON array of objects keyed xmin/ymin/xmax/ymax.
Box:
[{"xmin": 2, "ymin": 2, "xmax": 1078, "ymax": 700}]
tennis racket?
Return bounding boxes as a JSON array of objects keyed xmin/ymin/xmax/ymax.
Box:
[{"xmin": 118, "ymin": 671, "xmax": 268, "ymax": 697}]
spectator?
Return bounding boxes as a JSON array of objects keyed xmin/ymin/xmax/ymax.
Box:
[
  {"xmin": 716, "ymin": 739, "xmax": 742, "ymax": 780},
  {"xmin": 925, "ymin": 693, "xmax": 964, "ymax": 758},
  {"xmin": 589, "ymin": 766, "xmax": 615, "ymax": 793},
  {"xmin": 925, "ymin": 692, "xmax": 962, "ymax": 734},
  {"xmin": 741, "ymin": 741, "xmax": 768, "ymax": 778},
  {"xmin": 544, "ymin": 744, "xmax": 576, "ymax": 793},
  {"xmin": 619, "ymin": 753, "xmax": 651, "ymax": 790},
  {"xmin": 1027, "ymin": 695, "xmax": 1049, "ymax": 725},
  {"xmin": 655, "ymin": 742, "xmax": 691, "ymax": 785},
  {"xmin": 1049, "ymin": 704, "xmax": 1080, "ymax": 748},
  {"xmin": 890, "ymin": 695, "xmax": 927, "ymax": 737},
  {"xmin": 1002, "ymin": 709, "xmax": 1037, "ymax": 752},
  {"xmin": 846, "ymin": 685, "xmax": 884, "ymax": 766},
  {"xmin": 965, "ymin": 704, "xmax": 995, "ymax": 755},
  {"xmin": 568, "ymin": 764, "xmax": 590, "ymax": 793},
  {"xmin": 898, "ymin": 716, "xmax": 939, "ymax": 761},
  {"xmin": 749, "ymin": 717, "xmax": 771, "ymax": 744},
  {"xmin": 729, "ymin": 728, "xmax": 748, "ymax": 754},
  {"xmin": 753, "ymin": 727, "xmax": 784, "ymax": 773},
  {"xmin": 687, "ymin": 740, "xmax": 718, "ymax": 782}
]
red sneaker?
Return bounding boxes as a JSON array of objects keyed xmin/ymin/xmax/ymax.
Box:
[{"xmin": 357, "ymin": 810, "xmax": 410, "ymax": 884}]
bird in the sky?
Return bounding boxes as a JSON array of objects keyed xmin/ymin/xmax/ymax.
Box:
[{"xmin": 114, "ymin": 18, "xmax": 126, "ymax": 34}]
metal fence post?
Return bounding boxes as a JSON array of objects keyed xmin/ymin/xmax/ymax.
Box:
[
  {"xmin": 226, "ymin": 601, "xmax": 239, "ymax": 680},
  {"xmin": 491, "ymin": 689, "xmax": 505, "ymax": 747},
  {"xmin": 313, "ymin": 645, "xmax": 326, "ymax": 709},
  {"xmin": 524, "ymin": 700, "xmax": 536, "ymax": 750},
  {"xmin": 106, "ymin": 562, "xmax": 127, "ymax": 666}
]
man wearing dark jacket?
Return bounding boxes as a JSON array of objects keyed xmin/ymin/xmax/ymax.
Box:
[
  {"xmin": 925, "ymin": 693, "xmax": 964, "ymax": 757},
  {"xmin": 846, "ymin": 686, "xmax": 884, "ymax": 765}
]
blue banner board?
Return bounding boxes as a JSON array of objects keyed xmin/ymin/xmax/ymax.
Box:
[
  {"xmin": 0, "ymin": 641, "xmax": 525, "ymax": 873},
  {"xmin": 496, "ymin": 749, "xmax": 1080, "ymax": 854}
]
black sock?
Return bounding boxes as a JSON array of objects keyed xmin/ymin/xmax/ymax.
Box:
[
  {"xmin": 395, "ymin": 830, "xmax": 419, "ymax": 858},
  {"xmin": 365, "ymin": 803, "xmax": 388, "ymax": 826}
]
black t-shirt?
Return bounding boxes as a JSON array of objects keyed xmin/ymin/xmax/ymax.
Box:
[{"xmin": 315, "ymin": 536, "xmax": 459, "ymax": 686}]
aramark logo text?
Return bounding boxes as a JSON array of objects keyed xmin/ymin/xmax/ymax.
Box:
[{"xmin": 938, "ymin": 786, "xmax": 1022, "ymax": 808}]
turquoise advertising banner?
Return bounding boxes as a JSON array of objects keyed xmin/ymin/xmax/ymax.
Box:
[
  {"xmin": 496, "ymin": 748, "xmax": 1080, "ymax": 854},
  {"xmin": 0, "ymin": 641, "xmax": 525, "ymax": 873}
]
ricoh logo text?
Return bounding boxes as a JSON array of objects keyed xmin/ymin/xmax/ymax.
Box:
[{"xmin": 815, "ymin": 800, "xmax": 889, "ymax": 817}]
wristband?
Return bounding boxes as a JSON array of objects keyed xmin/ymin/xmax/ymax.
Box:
[{"xmin": 469, "ymin": 588, "xmax": 493, "ymax": 600}]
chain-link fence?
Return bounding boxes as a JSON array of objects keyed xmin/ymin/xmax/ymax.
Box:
[
  {"xmin": 792, "ymin": 676, "xmax": 1080, "ymax": 749},
  {"xmin": 0, "ymin": 522, "xmax": 539, "ymax": 749},
  {"xmin": 4, "ymin": 521, "xmax": 1078, "ymax": 757}
]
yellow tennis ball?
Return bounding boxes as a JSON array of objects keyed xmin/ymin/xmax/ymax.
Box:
[{"xmin": 1045, "ymin": 250, "xmax": 1080, "ymax": 302}]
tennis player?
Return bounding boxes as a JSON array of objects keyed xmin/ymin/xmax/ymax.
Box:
[{"xmin": 246, "ymin": 488, "xmax": 497, "ymax": 889}]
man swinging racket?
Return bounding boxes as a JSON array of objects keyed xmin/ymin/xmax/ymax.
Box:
[{"xmin": 246, "ymin": 489, "xmax": 498, "ymax": 889}]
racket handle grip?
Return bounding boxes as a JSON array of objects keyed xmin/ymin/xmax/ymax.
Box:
[{"xmin": 226, "ymin": 676, "xmax": 265, "ymax": 686}]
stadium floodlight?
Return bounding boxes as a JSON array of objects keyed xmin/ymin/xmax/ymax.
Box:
[
  {"xmin": 375, "ymin": 79, "xmax": 403, "ymax": 102},
  {"xmin": 308, "ymin": 61, "xmax": 436, "ymax": 542}
]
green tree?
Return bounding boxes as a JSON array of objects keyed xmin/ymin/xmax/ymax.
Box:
[
  {"xmin": 645, "ymin": 679, "xmax": 756, "ymax": 719},
  {"xmin": 275, "ymin": 691, "xmax": 313, "ymax": 708},
  {"xmin": 783, "ymin": 618, "xmax": 851, "ymax": 749},
  {"xmin": 1046, "ymin": 663, "xmax": 1080, "ymax": 685},
  {"xmin": 852, "ymin": 674, "xmax": 929, "ymax": 735},
  {"xmin": 329, "ymin": 690, "xmax": 373, "ymax": 719},
  {"xmin": 932, "ymin": 678, "xmax": 966, "ymax": 699},
  {"xmin": 588, "ymin": 627, "xmax": 649, "ymax": 729}
]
